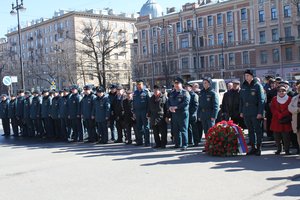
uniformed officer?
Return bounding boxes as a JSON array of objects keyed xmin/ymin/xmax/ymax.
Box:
[
  {"xmin": 192, "ymin": 83, "xmax": 204, "ymax": 142},
  {"xmin": 240, "ymin": 69, "xmax": 265, "ymax": 156},
  {"xmin": 185, "ymin": 83, "xmax": 199, "ymax": 147},
  {"xmin": 16, "ymin": 89, "xmax": 25, "ymax": 136},
  {"xmin": 111, "ymin": 85, "xmax": 126, "ymax": 143},
  {"xmin": 23, "ymin": 91, "xmax": 34, "ymax": 137},
  {"xmin": 0, "ymin": 94, "xmax": 10, "ymax": 136},
  {"xmin": 8, "ymin": 94, "xmax": 18, "ymax": 136},
  {"xmin": 41, "ymin": 89, "xmax": 53, "ymax": 139},
  {"xmin": 198, "ymin": 78, "xmax": 219, "ymax": 145},
  {"xmin": 67, "ymin": 85, "xmax": 83, "ymax": 142},
  {"xmin": 108, "ymin": 84, "xmax": 117, "ymax": 141},
  {"xmin": 168, "ymin": 77, "xmax": 190, "ymax": 151},
  {"xmin": 50, "ymin": 90, "xmax": 61, "ymax": 139},
  {"xmin": 148, "ymin": 85, "xmax": 168, "ymax": 148},
  {"xmin": 59, "ymin": 88, "xmax": 71, "ymax": 141},
  {"xmin": 92, "ymin": 87, "xmax": 110, "ymax": 144},
  {"xmin": 133, "ymin": 80, "xmax": 150, "ymax": 146},
  {"xmin": 30, "ymin": 90, "xmax": 43, "ymax": 137},
  {"xmin": 123, "ymin": 90, "xmax": 135, "ymax": 144},
  {"xmin": 81, "ymin": 85, "xmax": 97, "ymax": 142}
]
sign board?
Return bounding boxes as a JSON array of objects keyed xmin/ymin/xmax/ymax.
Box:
[
  {"xmin": 11, "ymin": 76, "xmax": 18, "ymax": 83},
  {"xmin": 50, "ymin": 85, "xmax": 56, "ymax": 90},
  {"xmin": 2, "ymin": 76, "xmax": 12, "ymax": 86}
]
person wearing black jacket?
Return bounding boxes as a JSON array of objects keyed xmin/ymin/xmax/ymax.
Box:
[
  {"xmin": 50, "ymin": 90, "xmax": 61, "ymax": 139},
  {"xmin": 148, "ymin": 85, "xmax": 168, "ymax": 148},
  {"xmin": 108, "ymin": 84, "xmax": 117, "ymax": 141},
  {"xmin": 123, "ymin": 90, "xmax": 135, "ymax": 144},
  {"xmin": 16, "ymin": 90, "xmax": 25, "ymax": 136},
  {"xmin": 8, "ymin": 94, "xmax": 18, "ymax": 136},
  {"xmin": 58, "ymin": 88, "xmax": 71, "ymax": 141},
  {"xmin": 41, "ymin": 89, "xmax": 53, "ymax": 138},
  {"xmin": 23, "ymin": 91, "xmax": 34, "ymax": 137},
  {"xmin": 0, "ymin": 94, "xmax": 10, "ymax": 136},
  {"xmin": 30, "ymin": 90, "xmax": 43, "ymax": 137}
]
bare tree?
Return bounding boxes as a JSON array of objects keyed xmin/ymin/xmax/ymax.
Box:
[{"xmin": 72, "ymin": 17, "xmax": 127, "ymax": 88}]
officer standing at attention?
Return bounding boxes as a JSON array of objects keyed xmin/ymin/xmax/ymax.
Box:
[
  {"xmin": 198, "ymin": 78, "xmax": 219, "ymax": 146},
  {"xmin": 23, "ymin": 91, "xmax": 34, "ymax": 137},
  {"xmin": 108, "ymin": 84, "xmax": 117, "ymax": 141},
  {"xmin": 67, "ymin": 85, "xmax": 82, "ymax": 142},
  {"xmin": 8, "ymin": 94, "xmax": 18, "ymax": 136},
  {"xmin": 185, "ymin": 83, "xmax": 199, "ymax": 147},
  {"xmin": 133, "ymin": 80, "xmax": 150, "ymax": 146},
  {"xmin": 59, "ymin": 88, "xmax": 71, "ymax": 141},
  {"xmin": 16, "ymin": 90, "xmax": 25, "ymax": 136},
  {"xmin": 50, "ymin": 90, "xmax": 61, "ymax": 139},
  {"xmin": 123, "ymin": 90, "xmax": 135, "ymax": 144},
  {"xmin": 81, "ymin": 85, "xmax": 97, "ymax": 143},
  {"xmin": 92, "ymin": 87, "xmax": 110, "ymax": 144},
  {"xmin": 41, "ymin": 89, "xmax": 53, "ymax": 139},
  {"xmin": 30, "ymin": 90, "xmax": 42, "ymax": 137},
  {"xmin": 0, "ymin": 94, "xmax": 10, "ymax": 136},
  {"xmin": 240, "ymin": 69, "xmax": 265, "ymax": 156},
  {"xmin": 168, "ymin": 77, "xmax": 190, "ymax": 151}
]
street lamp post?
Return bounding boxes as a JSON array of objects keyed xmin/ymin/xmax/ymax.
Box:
[{"xmin": 10, "ymin": 0, "xmax": 26, "ymax": 90}]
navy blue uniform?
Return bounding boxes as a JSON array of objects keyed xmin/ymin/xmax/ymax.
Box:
[
  {"xmin": 111, "ymin": 94, "xmax": 126, "ymax": 142},
  {"xmin": 81, "ymin": 93, "xmax": 97, "ymax": 142},
  {"xmin": 58, "ymin": 94, "xmax": 71, "ymax": 140},
  {"xmin": 30, "ymin": 95, "xmax": 43, "ymax": 136},
  {"xmin": 188, "ymin": 91, "xmax": 199, "ymax": 146},
  {"xmin": 198, "ymin": 87, "xmax": 219, "ymax": 135},
  {"xmin": 67, "ymin": 93, "xmax": 82, "ymax": 142},
  {"xmin": 123, "ymin": 98, "xmax": 135, "ymax": 144},
  {"xmin": 168, "ymin": 89, "xmax": 190, "ymax": 148},
  {"xmin": 133, "ymin": 89, "xmax": 150, "ymax": 145},
  {"xmin": 50, "ymin": 96, "xmax": 61, "ymax": 139},
  {"xmin": 41, "ymin": 95, "xmax": 53, "ymax": 138},
  {"xmin": 0, "ymin": 98, "xmax": 10, "ymax": 136},
  {"xmin": 8, "ymin": 98, "xmax": 18, "ymax": 136},
  {"xmin": 92, "ymin": 95, "xmax": 110, "ymax": 143},
  {"xmin": 23, "ymin": 96, "xmax": 34, "ymax": 136},
  {"xmin": 108, "ymin": 92, "xmax": 117, "ymax": 140},
  {"xmin": 16, "ymin": 96, "xmax": 25, "ymax": 135}
]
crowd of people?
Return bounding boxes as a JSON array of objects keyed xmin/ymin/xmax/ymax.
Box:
[{"xmin": 0, "ymin": 69, "xmax": 299, "ymax": 156}]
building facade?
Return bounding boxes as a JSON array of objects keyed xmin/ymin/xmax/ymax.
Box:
[
  {"xmin": 135, "ymin": 0, "xmax": 300, "ymax": 87},
  {"xmin": 4, "ymin": 9, "xmax": 137, "ymax": 91}
]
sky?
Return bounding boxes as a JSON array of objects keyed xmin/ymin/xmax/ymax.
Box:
[{"xmin": 0, "ymin": 0, "xmax": 191, "ymax": 38}]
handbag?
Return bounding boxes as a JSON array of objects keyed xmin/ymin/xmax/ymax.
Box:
[{"xmin": 278, "ymin": 115, "xmax": 292, "ymax": 124}]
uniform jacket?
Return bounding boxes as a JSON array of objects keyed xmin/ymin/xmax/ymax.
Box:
[
  {"xmin": 224, "ymin": 89, "xmax": 241, "ymax": 118},
  {"xmin": 239, "ymin": 79, "xmax": 265, "ymax": 117},
  {"xmin": 288, "ymin": 94, "xmax": 300, "ymax": 133},
  {"xmin": 67, "ymin": 93, "xmax": 81, "ymax": 119},
  {"xmin": 270, "ymin": 96, "xmax": 292, "ymax": 132},
  {"xmin": 108, "ymin": 92, "xmax": 117, "ymax": 119},
  {"xmin": 198, "ymin": 87, "xmax": 219, "ymax": 119},
  {"xmin": 148, "ymin": 94, "xmax": 168, "ymax": 126},
  {"xmin": 111, "ymin": 94, "xmax": 125, "ymax": 121},
  {"xmin": 81, "ymin": 93, "xmax": 96, "ymax": 119},
  {"xmin": 168, "ymin": 89, "xmax": 190, "ymax": 113},
  {"xmin": 8, "ymin": 99, "xmax": 17, "ymax": 118},
  {"xmin": 133, "ymin": 89, "xmax": 150, "ymax": 113},
  {"xmin": 41, "ymin": 95, "xmax": 52, "ymax": 118},
  {"xmin": 123, "ymin": 98, "xmax": 134, "ymax": 123},
  {"xmin": 58, "ymin": 94, "xmax": 70, "ymax": 119},
  {"xmin": 50, "ymin": 96, "xmax": 60, "ymax": 119},
  {"xmin": 92, "ymin": 95, "xmax": 110, "ymax": 122},
  {"xmin": 30, "ymin": 96, "xmax": 41, "ymax": 119},
  {"xmin": 0, "ymin": 99, "xmax": 9, "ymax": 119},
  {"xmin": 16, "ymin": 96, "xmax": 25, "ymax": 118},
  {"xmin": 23, "ymin": 96, "xmax": 33, "ymax": 119},
  {"xmin": 189, "ymin": 91, "xmax": 199, "ymax": 121}
]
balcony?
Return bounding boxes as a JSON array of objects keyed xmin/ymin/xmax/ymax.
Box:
[{"xmin": 279, "ymin": 36, "xmax": 295, "ymax": 44}]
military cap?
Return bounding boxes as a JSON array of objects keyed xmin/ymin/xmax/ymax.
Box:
[
  {"xmin": 279, "ymin": 80, "xmax": 289, "ymax": 86},
  {"xmin": 174, "ymin": 77, "xmax": 184, "ymax": 84},
  {"xmin": 244, "ymin": 69, "xmax": 255, "ymax": 76},
  {"xmin": 161, "ymin": 85, "xmax": 167, "ymax": 89},
  {"xmin": 18, "ymin": 89, "xmax": 25, "ymax": 94},
  {"xmin": 153, "ymin": 85, "xmax": 160, "ymax": 89},
  {"xmin": 269, "ymin": 78, "xmax": 275, "ymax": 83},
  {"xmin": 136, "ymin": 80, "xmax": 144, "ymax": 84},
  {"xmin": 96, "ymin": 87, "xmax": 105, "ymax": 93},
  {"xmin": 203, "ymin": 77, "xmax": 212, "ymax": 85},
  {"xmin": 59, "ymin": 90, "xmax": 64, "ymax": 93},
  {"xmin": 10, "ymin": 94, "xmax": 16, "ymax": 97},
  {"xmin": 116, "ymin": 85, "xmax": 123, "ymax": 90},
  {"xmin": 1, "ymin": 94, "xmax": 7, "ymax": 98},
  {"xmin": 63, "ymin": 88, "xmax": 70, "ymax": 92},
  {"xmin": 275, "ymin": 77, "xmax": 282, "ymax": 82},
  {"xmin": 184, "ymin": 82, "xmax": 193, "ymax": 87},
  {"xmin": 71, "ymin": 85, "xmax": 79, "ymax": 90},
  {"xmin": 110, "ymin": 84, "xmax": 117, "ymax": 89},
  {"xmin": 32, "ymin": 90, "xmax": 40, "ymax": 94},
  {"xmin": 42, "ymin": 89, "xmax": 49, "ymax": 94},
  {"xmin": 83, "ymin": 85, "xmax": 92, "ymax": 90},
  {"xmin": 232, "ymin": 80, "xmax": 240, "ymax": 84},
  {"xmin": 25, "ymin": 91, "xmax": 31, "ymax": 95}
]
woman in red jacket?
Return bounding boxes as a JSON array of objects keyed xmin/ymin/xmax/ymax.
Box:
[{"xmin": 270, "ymin": 85, "xmax": 292, "ymax": 155}]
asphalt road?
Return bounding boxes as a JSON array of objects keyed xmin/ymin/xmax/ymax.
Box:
[{"xmin": 0, "ymin": 133, "xmax": 299, "ymax": 200}]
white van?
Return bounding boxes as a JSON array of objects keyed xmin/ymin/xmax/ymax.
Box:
[{"xmin": 188, "ymin": 79, "xmax": 227, "ymax": 105}]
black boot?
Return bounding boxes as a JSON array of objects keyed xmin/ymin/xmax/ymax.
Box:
[
  {"xmin": 247, "ymin": 144, "xmax": 256, "ymax": 155},
  {"xmin": 255, "ymin": 144, "xmax": 261, "ymax": 156}
]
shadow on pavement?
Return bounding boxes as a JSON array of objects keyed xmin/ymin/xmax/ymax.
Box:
[{"xmin": 267, "ymin": 175, "xmax": 300, "ymax": 198}]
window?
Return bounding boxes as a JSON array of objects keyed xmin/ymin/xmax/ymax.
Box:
[
  {"xmin": 198, "ymin": 17, "xmax": 203, "ymax": 28},
  {"xmin": 209, "ymin": 55, "xmax": 215, "ymax": 67},
  {"xmin": 284, "ymin": 27, "xmax": 292, "ymax": 37},
  {"xmin": 228, "ymin": 31, "xmax": 234, "ymax": 43},
  {"xmin": 169, "ymin": 42, "xmax": 173, "ymax": 52},
  {"xmin": 286, "ymin": 47, "xmax": 292, "ymax": 61},
  {"xmin": 181, "ymin": 38, "xmax": 189, "ymax": 48},
  {"xmin": 219, "ymin": 54, "xmax": 224, "ymax": 66},
  {"xmin": 259, "ymin": 31, "xmax": 266, "ymax": 43},
  {"xmin": 242, "ymin": 51, "xmax": 249, "ymax": 64},
  {"xmin": 152, "ymin": 27, "xmax": 157, "ymax": 37},
  {"xmin": 229, "ymin": 53, "xmax": 235, "ymax": 65},
  {"xmin": 142, "ymin": 46, "xmax": 147, "ymax": 55},
  {"xmin": 284, "ymin": 5, "xmax": 291, "ymax": 17},
  {"xmin": 182, "ymin": 57, "xmax": 189, "ymax": 69},
  {"xmin": 141, "ymin": 30, "xmax": 146, "ymax": 39},
  {"xmin": 161, "ymin": 43, "xmax": 165, "ymax": 53},
  {"xmin": 272, "ymin": 49, "xmax": 279, "ymax": 62},
  {"xmin": 217, "ymin": 13, "xmax": 222, "ymax": 25},
  {"xmin": 199, "ymin": 36, "xmax": 204, "ymax": 47},
  {"xmin": 208, "ymin": 35, "xmax": 214, "ymax": 46},
  {"xmin": 271, "ymin": 8, "xmax": 277, "ymax": 20},
  {"xmin": 186, "ymin": 19, "xmax": 192, "ymax": 30},
  {"xmin": 298, "ymin": 25, "xmax": 300, "ymax": 38},
  {"xmin": 227, "ymin": 11, "xmax": 233, "ymax": 23},
  {"xmin": 242, "ymin": 29, "xmax": 248, "ymax": 41},
  {"xmin": 260, "ymin": 50, "xmax": 268, "ymax": 64},
  {"xmin": 207, "ymin": 16, "xmax": 213, "ymax": 26},
  {"xmin": 153, "ymin": 44, "xmax": 158, "ymax": 54},
  {"xmin": 176, "ymin": 22, "xmax": 181, "ymax": 33},
  {"xmin": 241, "ymin": 8, "xmax": 247, "ymax": 20},
  {"xmin": 272, "ymin": 29, "xmax": 279, "ymax": 41},
  {"xmin": 200, "ymin": 56, "xmax": 205, "ymax": 68},
  {"xmin": 218, "ymin": 33, "xmax": 224, "ymax": 45},
  {"xmin": 259, "ymin": 10, "xmax": 265, "ymax": 22}
]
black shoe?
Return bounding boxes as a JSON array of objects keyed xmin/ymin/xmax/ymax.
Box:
[
  {"xmin": 247, "ymin": 148, "xmax": 257, "ymax": 155},
  {"xmin": 135, "ymin": 143, "xmax": 143, "ymax": 146},
  {"xmin": 255, "ymin": 149, "xmax": 261, "ymax": 156},
  {"xmin": 152, "ymin": 145, "xmax": 160, "ymax": 149},
  {"xmin": 180, "ymin": 147, "xmax": 187, "ymax": 151},
  {"xmin": 126, "ymin": 141, "xmax": 132, "ymax": 145},
  {"xmin": 144, "ymin": 143, "xmax": 150, "ymax": 147},
  {"xmin": 285, "ymin": 151, "xmax": 291, "ymax": 155},
  {"xmin": 114, "ymin": 140, "xmax": 123, "ymax": 143},
  {"xmin": 275, "ymin": 150, "xmax": 281, "ymax": 155},
  {"xmin": 161, "ymin": 145, "xmax": 166, "ymax": 149},
  {"xmin": 202, "ymin": 149, "xmax": 206, "ymax": 152}
]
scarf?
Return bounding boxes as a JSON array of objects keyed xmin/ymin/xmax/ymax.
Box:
[{"xmin": 276, "ymin": 94, "xmax": 288, "ymax": 104}]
